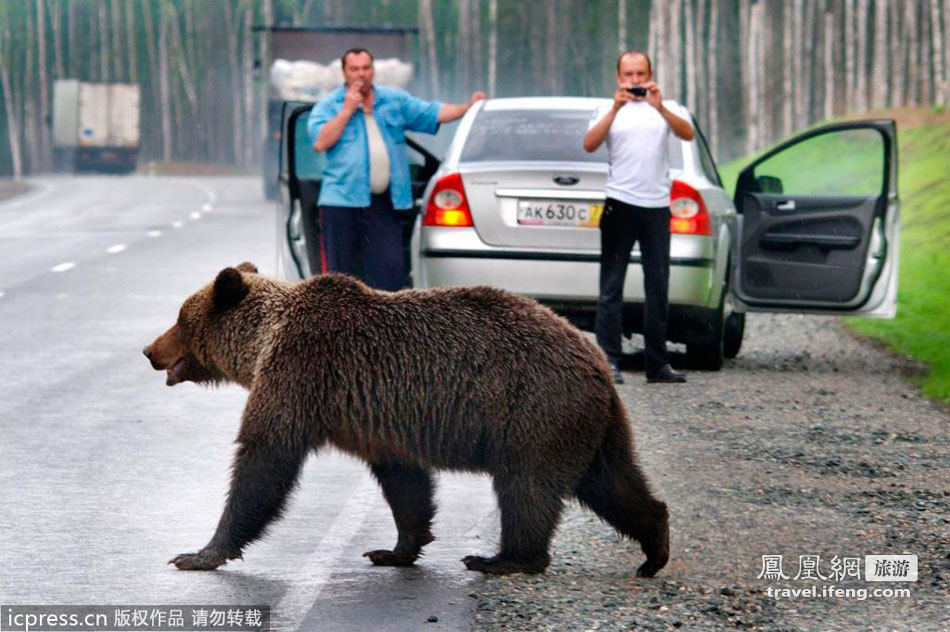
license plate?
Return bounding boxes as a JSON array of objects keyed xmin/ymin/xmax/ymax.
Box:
[{"xmin": 517, "ymin": 200, "xmax": 603, "ymax": 227}]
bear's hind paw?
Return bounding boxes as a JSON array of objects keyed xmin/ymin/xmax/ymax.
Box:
[
  {"xmin": 462, "ymin": 554, "xmax": 547, "ymax": 575},
  {"xmin": 363, "ymin": 549, "xmax": 419, "ymax": 567},
  {"xmin": 169, "ymin": 549, "xmax": 229, "ymax": 571}
]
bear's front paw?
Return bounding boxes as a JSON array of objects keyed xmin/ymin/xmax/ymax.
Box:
[
  {"xmin": 363, "ymin": 549, "xmax": 419, "ymax": 567},
  {"xmin": 169, "ymin": 549, "xmax": 229, "ymax": 571}
]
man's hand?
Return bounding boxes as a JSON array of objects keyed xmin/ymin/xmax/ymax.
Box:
[
  {"xmin": 469, "ymin": 91, "xmax": 487, "ymax": 105},
  {"xmin": 437, "ymin": 92, "xmax": 487, "ymax": 123},
  {"xmin": 643, "ymin": 81, "xmax": 662, "ymax": 109},
  {"xmin": 343, "ymin": 80, "xmax": 364, "ymax": 114},
  {"xmin": 612, "ymin": 85, "xmax": 634, "ymax": 112}
]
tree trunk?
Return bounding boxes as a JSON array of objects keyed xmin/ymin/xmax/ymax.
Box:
[
  {"xmin": 685, "ymin": 0, "xmax": 696, "ymax": 113},
  {"xmin": 871, "ymin": 0, "xmax": 887, "ymax": 108},
  {"xmin": 471, "ymin": 0, "xmax": 482, "ymax": 87},
  {"xmin": 670, "ymin": 0, "xmax": 681, "ymax": 101},
  {"xmin": 125, "ymin": 0, "xmax": 137, "ymax": 82},
  {"xmin": 648, "ymin": 0, "xmax": 659, "ymax": 76},
  {"xmin": 824, "ymin": 7, "xmax": 834, "ymax": 119},
  {"xmin": 855, "ymin": 0, "xmax": 868, "ymax": 111},
  {"xmin": 223, "ymin": 0, "xmax": 242, "ymax": 163},
  {"xmin": 488, "ymin": 0, "xmax": 497, "ymax": 95},
  {"xmin": 36, "ymin": 0, "xmax": 50, "ymax": 170},
  {"xmin": 420, "ymin": 0, "xmax": 439, "ymax": 97},
  {"xmin": 739, "ymin": 0, "xmax": 750, "ymax": 135},
  {"xmin": 921, "ymin": 0, "xmax": 931, "ymax": 103},
  {"xmin": 931, "ymin": 0, "xmax": 945, "ymax": 106},
  {"xmin": 889, "ymin": 0, "xmax": 901, "ymax": 106},
  {"xmin": 0, "ymin": 15, "xmax": 23, "ymax": 177},
  {"xmin": 618, "ymin": 0, "xmax": 627, "ymax": 51},
  {"xmin": 906, "ymin": 0, "xmax": 919, "ymax": 105},
  {"xmin": 243, "ymin": 0, "xmax": 255, "ymax": 166},
  {"xmin": 545, "ymin": 0, "xmax": 557, "ymax": 93},
  {"xmin": 783, "ymin": 0, "xmax": 793, "ymax": 137},
  {"xmin": 708, "ymin": 0, "xmax": 719, "ymax": 157},
  {"xmin": 111, "ymin": 0, "xmax": 123, "ymax": 80},
  {"xmin": 793, "ymin": 0, "xmax": 806, "ymax": 129},
  {"xmin": 747, "ymin": 0, "xmax": 761, "ymax": 153},
  {"xmin": 48, "ymin": 0, "xmax": 65, "ymax": 79},
  {"xmin": 67, "ymin": 0, "xmax": 77, "ymax": 77},
  {"xmin": 458, "ymin": 0, "xmax": 470, "ymax": 97},
  {"xmin": 25, "ymin": 0, "xmax": 39, "ymax": 173},
  {"xmin": 158, "ymin": 0, "xmax": 172, "ymax": 161},
  {"xmin": 98, "ymin": 0, "xmax": 109, "ymax": 80}
]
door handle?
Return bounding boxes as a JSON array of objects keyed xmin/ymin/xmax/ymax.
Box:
[{"xmin": 775, "ymin": 200, "xmax": 796, "ymax": 212}]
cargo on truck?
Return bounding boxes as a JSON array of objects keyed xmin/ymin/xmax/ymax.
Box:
[{"xmin": 53, "ymin": 79, "xmax": 141, "ymax": 173}]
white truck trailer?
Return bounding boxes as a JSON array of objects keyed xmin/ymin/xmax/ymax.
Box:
[{"xmin": 53, "ymin": 80, "xmax": 140, "ymax": 173}]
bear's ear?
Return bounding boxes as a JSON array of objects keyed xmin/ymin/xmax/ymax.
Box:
[
  {"xmin": 212, "ymin": 267, "xmax": 249, "ymax": 312},
  {"xmin": 236, "ymin": 261, "xmax": 258, "ymax": 274}
]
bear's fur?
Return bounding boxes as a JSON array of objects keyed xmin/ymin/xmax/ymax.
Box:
[{"xmin": 143, "ymin": 263, "xmax": 669, "ymax": 576}]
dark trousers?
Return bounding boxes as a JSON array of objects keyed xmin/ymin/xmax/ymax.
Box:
[
  {"xmin": 319, "ymin": 191, "xmax": 405, "ymax": 291},
  {"xmin": 594, "ymin": 197, "xmax": 671, "ymax": 376}
]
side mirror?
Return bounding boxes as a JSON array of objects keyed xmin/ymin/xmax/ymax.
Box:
[{"xmin": 756, "ymin": 175, "xmax": 784, "ymax": 194}]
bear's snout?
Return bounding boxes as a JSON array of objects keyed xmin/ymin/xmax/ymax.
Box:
[{"xmin": 144, "ymin": 324, "xmax": 187, "ymax": 380}]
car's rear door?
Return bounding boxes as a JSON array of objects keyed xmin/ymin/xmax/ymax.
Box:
[{"xmin": 733, "ymin": 120, "xmax": 899, "ymax": 316}]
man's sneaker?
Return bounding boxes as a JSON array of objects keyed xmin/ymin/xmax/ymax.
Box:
[
  {"xmin": 646, "ymin": 364, "xmax": 686, "ymax": 384},
  {"xmin": 610, "ymin": 362, "xmax": 625, "ymax": 384}
]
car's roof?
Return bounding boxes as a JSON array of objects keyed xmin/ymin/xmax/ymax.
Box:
[{"xmin": 481, "ymin": 96, "xmax": 611, "ymax": 111}]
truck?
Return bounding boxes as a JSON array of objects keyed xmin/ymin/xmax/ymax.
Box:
[
  {"xmin": 254, "ymin": 26, "xmax": 419, "ymax": 199},
  {"xmin": 52, "ymin": 80, "xmax": 141, "ymax": 173}
]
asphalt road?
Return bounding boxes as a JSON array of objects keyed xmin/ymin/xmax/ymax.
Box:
[{"xmin": 0, "ymin": 176, "xmax": 499, "ymax": 631}]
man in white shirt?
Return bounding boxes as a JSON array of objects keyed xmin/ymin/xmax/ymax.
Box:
[{"xmin": 583, "ymin": 50, "xmax": 694, "ymax": 384}]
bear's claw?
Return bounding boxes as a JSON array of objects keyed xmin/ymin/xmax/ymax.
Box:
[
  {"xmin": 169, "ymin": 549, "xmax": 228, "ymax": 571},
  {"xmin": 363, "ymin": 549, "xmax": 419, "ymax": 567}
]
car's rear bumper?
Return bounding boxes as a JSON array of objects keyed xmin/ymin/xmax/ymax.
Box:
[{"xmin": 417, "ymin": 249, "xmax": 717, "ymax": 306}]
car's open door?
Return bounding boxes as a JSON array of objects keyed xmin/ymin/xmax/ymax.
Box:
[
  {"xmin": 732, "ymin": 119, "xmax": 899, "ymax": 316},
  {"xmin": 276, "ymin": 101, "xmax": 441, "ymax": 284}
]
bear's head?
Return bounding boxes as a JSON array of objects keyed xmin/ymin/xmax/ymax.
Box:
[{"xmin": 143, "ymin": 261, "xmax": 265, "ymax": 387}]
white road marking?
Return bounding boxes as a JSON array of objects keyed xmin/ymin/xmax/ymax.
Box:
[
  {"xmin": 51, "ymin": 262, "xmax": 76, "ymax": 273},
  {"xmin": 106, "ymin": 244, "xmax": 127, "ymax": 254},
  {"xmin": 190, "ymin": 212, "xmax": 201, "ymax": 220},
  {"xmin": 172, "ymin": 221, "xmax": 184, "ymax": 229},
  {"xmin": 147, "ymin": 230, "xmax": 162, "ymax": 238},
  {"xmin": 0, "ymin": 291, "xmax": 5, "ymax": 299},
  {"xmin": 201, "ymin": 203, "xmax": 212, "ymax": 212},
  {"xmin": 274, "ymin": 475, "xmax": 379, "ymax": 631}
]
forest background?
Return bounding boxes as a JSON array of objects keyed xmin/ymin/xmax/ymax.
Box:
[{"xmin": 0, "ymin": 0, "xmax": 948, "ymax": 176}]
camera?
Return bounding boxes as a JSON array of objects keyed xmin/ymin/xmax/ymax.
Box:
[{"xmin": 627, "ymin": 86, "xmax": 648, "ymax": 97}]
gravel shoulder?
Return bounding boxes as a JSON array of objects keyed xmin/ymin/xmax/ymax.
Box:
[{"xmin": 470, "ymin": 314, "xmax": 948, "ymax": 631}]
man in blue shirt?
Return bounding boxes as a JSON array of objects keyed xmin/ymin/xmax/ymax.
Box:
[{"xmin": 308, "ymin": 48, "xmax": 485, "ymax": 291}]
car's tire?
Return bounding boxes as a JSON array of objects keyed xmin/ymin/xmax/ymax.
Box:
[
  {"xmin": 687, "ymin": 300, "xmax": 725, "ymax": 371},
  {"xmin": 723, "ymin": 310, "xmax": 745, "ymax": 359}
]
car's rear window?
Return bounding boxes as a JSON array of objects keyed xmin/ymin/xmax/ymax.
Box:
[{"xmin": 460, "ymin": 109, "xmax": 609, "ymax": 163}]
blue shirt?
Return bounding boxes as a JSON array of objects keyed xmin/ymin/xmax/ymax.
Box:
[{"xmin": 307, "ymin": 86, "xmax": 442, "ymax": 210}]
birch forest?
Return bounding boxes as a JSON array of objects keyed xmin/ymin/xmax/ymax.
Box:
[{"xmin": 1, "ymin": 0, "xmax": 947, "ymax": 177}]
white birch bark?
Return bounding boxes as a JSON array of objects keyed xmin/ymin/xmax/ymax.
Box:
[
  {"xmin": 931, "ymin": 0, "xmax": 945, "ymax": 106},
  {"xmin": 798, "ymin": 0, "xmax": 813, "ymax": 128},
  {"xmin": 871, "ymin": 0, "xmax": 887, "ymax": 108},
  {"xmin": 844, "ymin": 0, "xmax": 854, "ymax": 111},
  {"xmin": 471, "ymin": 0, "xmax": 482, "ymax": 86},
  {"xmin": 824, "ymin": 6, "xmax": 834, "ymax": 119},
  {"xmin": 921, "ymin": 0, "xmax": 931, "ymax": 103},
  {"xmin": 158, "ymin": 1, "xmax": 172, "ymax": 161},
  {"xmin": 739, "ymin": 0, "xmax": 750, "ymax": 133},
  {"xmin": 783, "ymin": 0, "xmax": 793, "ymax": 136},
  {"xmin": 222, "ymin": 1, "xmax": 242, "ymax": 163},
  {"xmin": 748, "ymin": 0, "xmax": 761, "ymax": 153},
  {"xmin": 618, "ymin": 0, "xmax": 627, "ymax": 52},
  {"xmin": 458, "ymin": 0, "xmax": 470, "ymax": 96},
  {"xmin": 99, "ymin": 0, "xmax": 109, "ymax": 80},
  {"xmin": 25, "ymin": 0, "xmax": 39, "ymax": 172},
  {"xmin": 906, "ymin": 0, "xmax": 919, "ymax": 105},
  {"xmin": 243, "ymin": 0, "xmax": 254, "ymax": 166},
  {"xmin": 890, "ymin": 0, "xmax": 902, "ymax": 106},
  {"xmin": 685, "ymin": 0, "xmax": 696, "ymax": 113},
  {"xmin": 696, "ymin": 0, "xmax": 708, "ymax": 128},
  {"xmin": 67, "ymin": 0, "xmax": 77, "ymax": 77},
  {"xmin": 0, "ymin": 16, "xmax": 23, "ymax": 177},
  {"xmin": 488, "ymin": 0, "xmax": 497, "ymax": 95},
  {"xmin": 709, "ymin": 0, "xmax": 719, "ymax": 157},
  {"xmin": 420, "ymin": 0, "xmax": 439, "ymax": 97},
  {"xmin": 36, "ymin": 0, "xmax": 50, "ymax": 169},
  {"xmin": 670, "ymin": 0, "xmax": 681, "ymax": 101},
  {"xmin": 648, "ymin": 0, "xmax": 659, "ymax": 74},
  {"xmin": 111, "ymin": 0, "xmax": 123, "ymax": 80},
  {"xmin": 855, "ymin": 0, "xmax": 868, "ymax": 111}
]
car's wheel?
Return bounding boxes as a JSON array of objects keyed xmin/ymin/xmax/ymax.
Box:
[{"xmin": 723, "ymin": 308, "xmax": 745, "ymax": 359}]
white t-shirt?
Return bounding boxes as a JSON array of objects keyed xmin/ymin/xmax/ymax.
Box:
[
  {"xmin": 589, "ymin": 100, "xmax": 676, "ymax": 208},
  {"xmin": 364, "ymin": 112, "xmax": 391, "ymax": 194}
]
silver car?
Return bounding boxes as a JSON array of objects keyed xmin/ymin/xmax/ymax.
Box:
[{"xmin": 411, "ymin": 97, "xmax": 900, "ymax": 369}]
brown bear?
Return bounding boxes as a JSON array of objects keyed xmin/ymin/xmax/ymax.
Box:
[{"xmin": 143, "ymin": 262, "xmax": 669, "ymax": 577}]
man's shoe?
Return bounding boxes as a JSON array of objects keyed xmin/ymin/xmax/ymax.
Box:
[
  {"xmin": 646, "ymin": 364, "xmax": 686, "ymax": 384},
  {"xmin": 610, "ymin": 362, "xmax": 625, "ymax": 384}
]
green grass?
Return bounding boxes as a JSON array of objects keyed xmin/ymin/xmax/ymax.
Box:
[{"xmin": 718, "ymin": 109, "xmax": 950, "ymax": 403}]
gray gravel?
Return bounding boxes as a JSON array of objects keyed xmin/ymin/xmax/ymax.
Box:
[{"xmin": 469, "ymin": 314, "xmax": 949, "ymax": 631}]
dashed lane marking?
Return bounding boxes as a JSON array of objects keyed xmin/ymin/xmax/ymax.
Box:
[
  {"xmin": 189, "ymin": 212, "xmax": 201, "ymax": 220},
  {"xmin": 107, "ymin": 244, "xmax": 127, "ymax": 254},
  {"xmin": 201, "ymin": 203, "xmax": 212, "ymax": 212},
  {"xmin": 147, "ymin": 230, "xmax": 162, "ymax": 238},
  {"xmin": 172, "ymin": 221, "xmax": 184, "ymax": 229},
  {"xmin": 51, "ymin": 262, "xmax": 76, "ymax": 273}
]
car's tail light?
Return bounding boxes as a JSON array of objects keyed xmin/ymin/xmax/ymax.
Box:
[
  {"xmin": 669, "ymin": 179, "xmax": 712, "ymax": 235},
  {"xmin": 423, "ymin": 173, "xmax": 473, "ymax": 227}
]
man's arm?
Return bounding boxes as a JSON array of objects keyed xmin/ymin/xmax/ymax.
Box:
[
  {"xmin": 437, "ymin": 91, "xmax": 487, "ymax": 123},
  {"xmin": 583, "ymin": 85, "xmax": 631, "ymax": 152},
  {"xmin": 312, "ymin": 83, "xmax": 363, "ymax": 152},
  {"xmin": 657, "ymin": 103, "xmax": 694, "ymax": 141}
]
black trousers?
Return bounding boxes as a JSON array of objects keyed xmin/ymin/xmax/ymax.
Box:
[
  {"xmin": 319, "ymin": 191, "xmax": 405, "ymax": 291},
  {"xmin": 594, "ymin": 197, "xmax": 671, "ymax": 376}
]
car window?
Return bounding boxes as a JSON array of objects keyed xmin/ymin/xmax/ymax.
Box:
[
  {"xmin": 750, "ymin": 127, "xmax": 885, "ymax": 196},
  {"xmin": 460, "ymin": 109, "xmax": 608, "ymax": 163},
  {"xmin": 692, "ymin": 123, "xmax": 722, "ymax": 187},
  {"xmin": 294, "ymin": 113, "xmax": 325, "ymax": 180}
]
